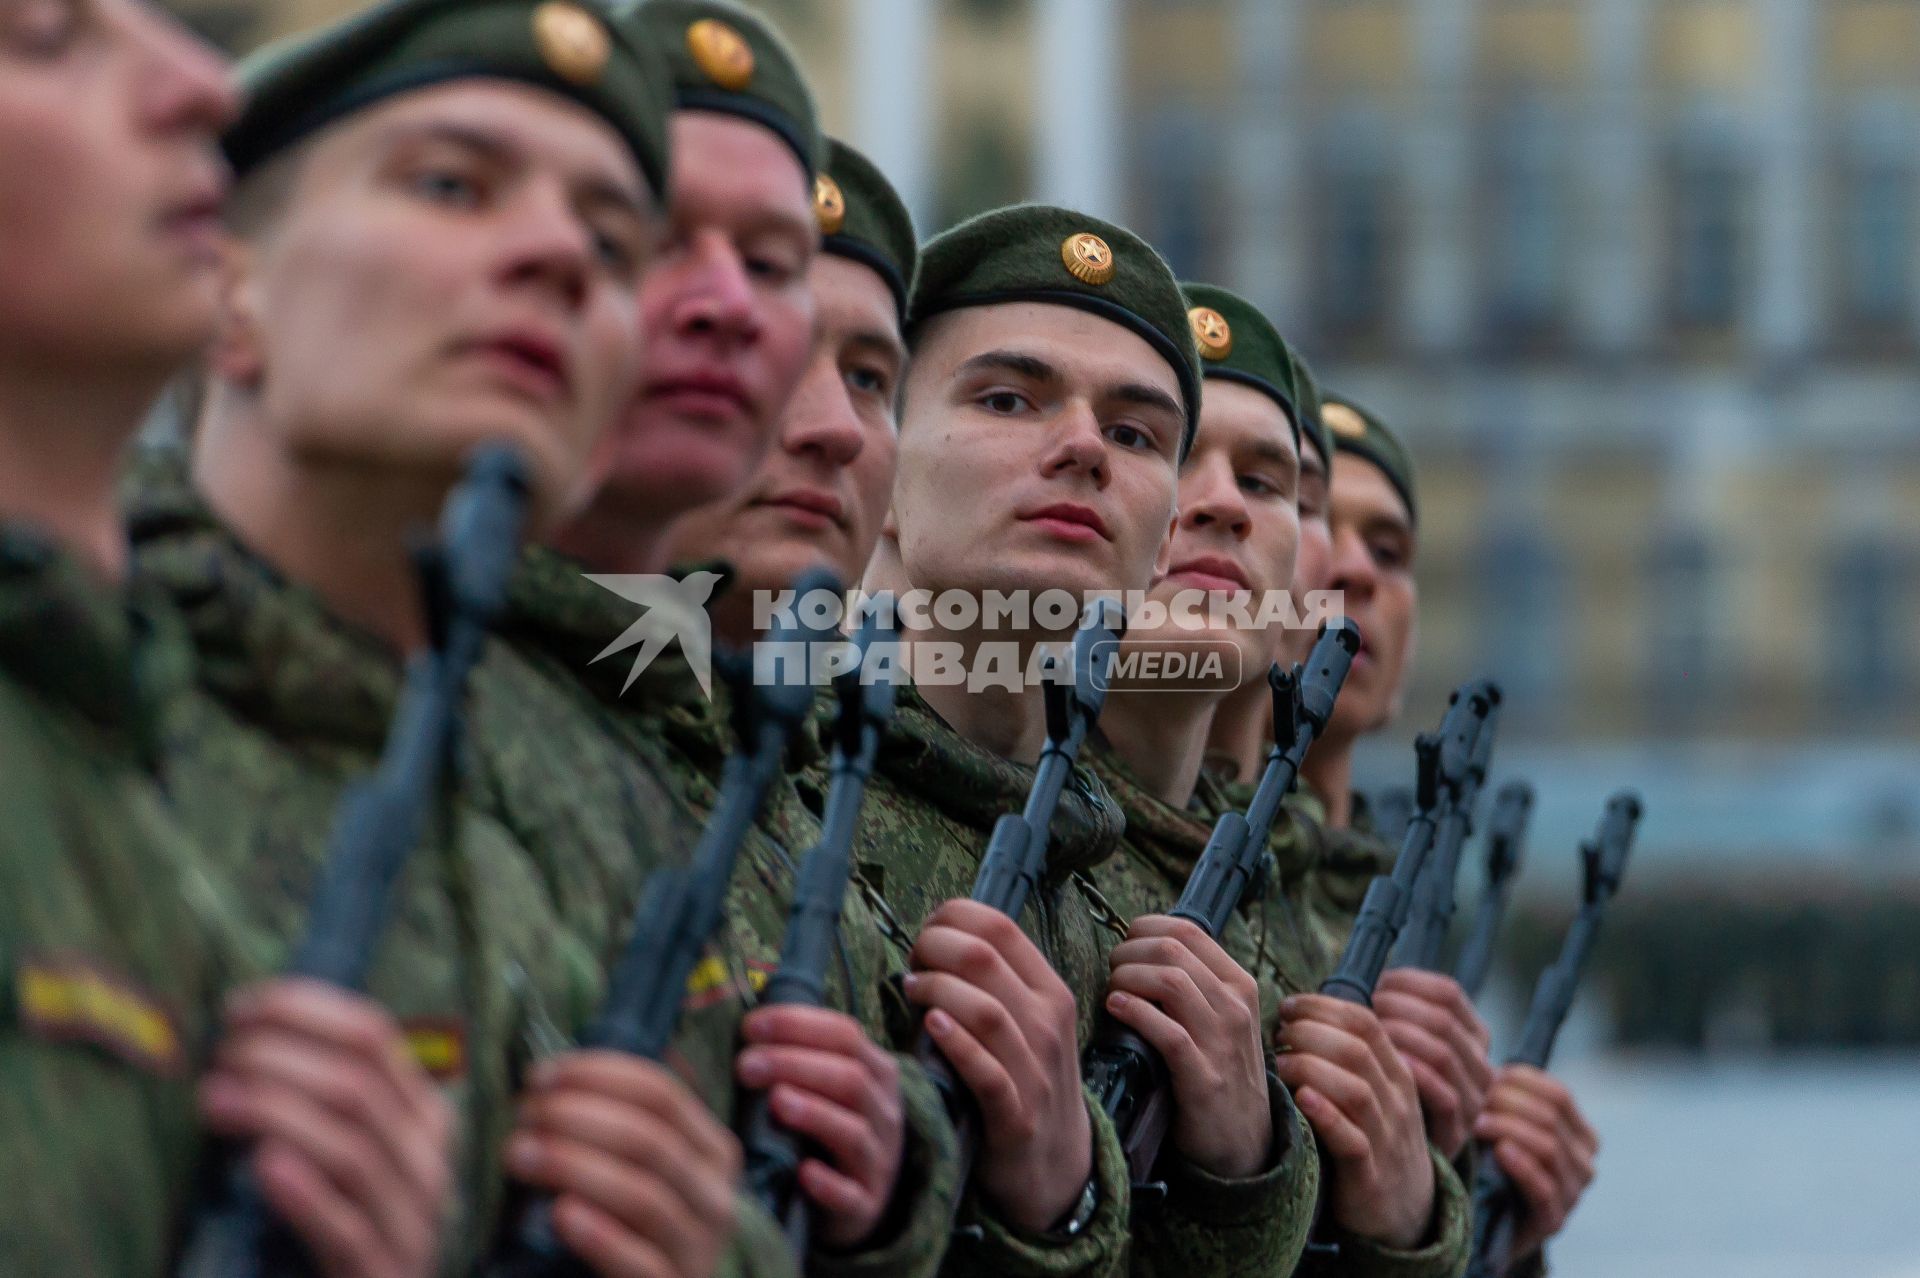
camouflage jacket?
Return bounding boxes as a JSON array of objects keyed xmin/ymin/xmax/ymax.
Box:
[
  {"xmin": 1077, "ymin": 747, "xmax": 1320, "ymax": 1278},
  {"xmin": 835, "ymin": 683, "xmax": 1134, "ymax": 1278},
  {"xmin": 127, "ymin": 475, "xmax": 600, "ymax": 1274},
  {"xmin": 1304, "ymin": 790, "xmax": 1399, "ymax": 960},
  {"xmin": 485, "ymin": 547, "xmax": 960, "ymax": 1278},
  {"xmin": 0, "ymin": 523, "xmax": 237, "ymax": 1277}
]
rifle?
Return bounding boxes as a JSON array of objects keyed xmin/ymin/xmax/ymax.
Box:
[
  {"xmin": 496, "ymin": 568, "xmax": 841, "ymax": 1276},
  {"xmin": 739, "ymin": 606, "xmax": 899, "ymax": 1254},
  {"xmin": 1319, "ymin": 680, "xmax": 1499, "ymax": 1005},
  {"xmin": 914, "ymin": 597, "xmax": 1127, "ymax": 1184},
  {"xmin": 1465, "ymin": 791, "xmax": 1640, "ymax": 1278},
  {"xmin": 1084, "ymin": 621, "xmax": 1360, "ymax": 1196},
  {"xmin": 1453, "ymin": 781, "xmax": 1536, "ymax": 999},
  {"xmin": 1391, "ymin": 683, "xmax": 1503, "ymax": 973},
  {"xmin": 180, "ymin": 445, "xmax": 534, "ymax": 1278}
]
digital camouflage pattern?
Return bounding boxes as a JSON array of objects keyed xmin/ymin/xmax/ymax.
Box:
[
  {"xmin": 486, "ymin": 548, "xmax": 959, "ymax": 1278},
  {"xmin": 125, "ymin": 463, "xmax": 600, "ymax": 1275},
  {"xmin": 1077, "ymin": 747, "xmax": 1321, "ymax": 1278},
  {"xmin": 836, "ymin": 682, "xmax": 1133, "ymax": 1278},
  {"xmin": 0, "ymin": 524, "xmax": 239, "ymax": 1278}
]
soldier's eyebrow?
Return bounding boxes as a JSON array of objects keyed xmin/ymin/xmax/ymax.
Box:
[
  {"xmin": 1107, "ymin": 381, "xmax": 1183, "ymax": 422},
  {"xmin": 846, "ymin": 325, "xmax": 907, "ymax": 370},
  {"xmin": 1245, "ymin": 439, "xmax": 1299, "ymax": 474},
  {"xmin": 956, "ymin": 350, "xmax": 1058, "ymax": 386},
  {"xmin": 386, "ymin": 119, "xmax": 647, "ymax": 220}
]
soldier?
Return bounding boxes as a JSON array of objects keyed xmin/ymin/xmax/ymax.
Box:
[
  {"xmin": 1079, "ymin": 284, "xmax": 1468, "ymax": 1277},
  {"xmin": 1297, "ymin": 396, "xmax": 1598, "ymax": 1276},
  {"xmin": 125, "ymin": 2, "xmax": 772, "ymax": 1274},
  {"xmin": 0, "ymin": 3, "xmax": 454, "ymax": 1275},
  {"xmin": 468, "ymin": 11, "xmax": 961, "ymax": 1275}
]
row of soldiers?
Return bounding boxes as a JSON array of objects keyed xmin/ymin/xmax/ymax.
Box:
[{"xmin": 0, "ymin": 0, "xmax": 1606, "ymax": 1275}]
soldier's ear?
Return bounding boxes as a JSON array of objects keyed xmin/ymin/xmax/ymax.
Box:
[
  {"xmin": 1150, "ymin": 507, "xmax": 1178, "ymax": 581},
  {"xmin": 207, "ymin": 239, "xmax": 267, "ymax": 388}
]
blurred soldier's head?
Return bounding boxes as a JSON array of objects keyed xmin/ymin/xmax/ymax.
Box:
[
  {"xmin": 196, "ymin": 0, "xmax": 674, "ymax": 530},
  {"xmin": 0, "ymin": 0, "xmax": 234, "ymax": 391},
  {"xmin": 1319, "ymin": 396, "xmax": 1419, "ymax": 742},
  {"xmin": 558, "ymin": 0, "xmax": 824, "ymax": 568},
  {"xmin": 659, "ymin": 139, "xmax": 915, "ymax": 645},
  {"xmin": 875, "ymin": 205, "xmax": 1198, "ymax": 620}
]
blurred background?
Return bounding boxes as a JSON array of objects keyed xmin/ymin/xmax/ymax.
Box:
[{"xmin": 174, "ymin": 1, "xmax": 1920, "ymax": 1272}]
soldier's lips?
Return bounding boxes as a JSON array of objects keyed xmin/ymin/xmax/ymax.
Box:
[{"xmin": 757, "ymin": 489, "xmax": 844, "ymax": 531}]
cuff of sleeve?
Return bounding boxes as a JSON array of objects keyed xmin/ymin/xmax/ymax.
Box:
[
  {"xmin": 1316, "ymin": 1147, "xmax": 1472, "ymax": 1278},
  {"xmin": 807, "ymin": 1056, "xmax": 961, "ymax": 1278},
  {"xmin": 945, "ymin": 1087, "xmax": 1130, "ymax": 1278},
  {"xmin": 718, "ymin": 1193, "xmax": 803, "ymax": 1278}
]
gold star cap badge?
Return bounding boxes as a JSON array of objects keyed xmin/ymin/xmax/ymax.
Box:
[
  {"xmin": 532, "ymin": 2, "xmax": 610, "ymax": 86},
  {"xmin": 813, "ymin": 174, "xmax": 847, "ymax": 236},
  {"xmin": 1189, "ymin": 306, "xmax": 1233, "ymax": 360},
  {"xmin": 1324, "ymin": 402, "xmax": 1369, "ymax": 440},
  {"xmin": 687, "ymin": 18, "xmax": 754, "ymax": 91},
  {"xmin": 1062, "ymin": 232, "xmax": 1116, "ymax": 286}
]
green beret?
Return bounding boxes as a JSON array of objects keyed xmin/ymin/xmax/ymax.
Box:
[
  {"xmin": 1289, "ymin": 352, "xmax": 1331, "ymax": 476},
  {"xmin": 814, "ymin": 138, "xmax": 917, "ymax": 324},
  {"xmin": 621, "ymin": 0, "xmax": 823, "ymax": 180},
  {"xmin": 911, "ymin": 204, "xmax": 1202, "ymax": 455},
  {"xmin": 1179, "ymin": 282, "xmax": 1302, "ymax": 452},
  {"xmin": 225, "ymin": 0, "xmax": 674, "ymax": 202},
  {"xmin": 1323, "ymin": 394, "xmax": 1417, "ymax": 526}
]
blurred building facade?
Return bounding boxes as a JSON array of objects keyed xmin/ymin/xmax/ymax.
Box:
[{"xmin": 183, "ymin": 0, "xmax": 1920, "ymax": 871}]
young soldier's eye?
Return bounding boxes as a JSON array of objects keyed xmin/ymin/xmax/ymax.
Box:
[
  {"xmin": 846, "ymin": 365, "xmax": 887, "ymax": 398},
  {"xmin": 980, "ymin": 391, "xmax": 1027, "ymax": 415},
  {"xmin": 409, "ymin": 168, "xmax": 483, "ymax": 209},
  {"xmin": 1106, "ymin": 423, "xmax": 1152, "ymax": 451}
]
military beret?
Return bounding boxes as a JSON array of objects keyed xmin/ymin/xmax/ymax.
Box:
[
  {"xmin": 1288, "ymin": 351, "xmax": 1331, "ymax": 477},
  {"xmin": 621, "ymin": 0, "xmax": 823, "ymax": 180},
  {"xmin": 224, "ymin": 0, "xmax": 674, "ymax": 202},
  {"xmin": 910, "ymin": 204, "xmax": 1202, "ymax": 455},
  {"xmin": 1180, "ymin": 283, "xmax": 1303, "ymax": 452},
  {"xmin": 813, "ymin": 138, "xmax": 918, "ymax": 324},
  {"xmin": 1323, "ymin": 394, "xmax": 1417, "ymax": 526}
]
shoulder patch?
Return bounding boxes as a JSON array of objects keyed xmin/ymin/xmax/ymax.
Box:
[
  {"xmin": 400, "ymin": 1016, "xmax": 468, "ymax": 1081},
  {"xmin": 15, "ymin": 953, "xmax": 185, "ymax": 1077},
  {"xmin": 682, "ymin": 954, "xmax": 772, "ymax": 1012}
]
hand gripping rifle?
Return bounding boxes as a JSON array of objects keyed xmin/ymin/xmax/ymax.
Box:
[
  {"xmin": 739, "ymin": 605, "xmax": 899, "ymax": 1254},
  {"xmin": 1084, "ymin": 621, "xmax": 1360, "ymax": 1198},
  {"xmin": 1392, "ymin": 682, "xmax": 1504, "ymax": 973},
  {"xmin": 1465, "ymin": 791, "xmax": 1640, "ymax": 1278},
  {"xmin": 180, "ymin": 445, "xmax": 533, "ymax": 1278},
  {"xmin": 1319, "ymin": 680, "xmax": 1499, "ymax": 1005},
  {"xmin": 496, "ymin": 568, "xmax": 842, "ymax": 1277},
  {"xmin": 1452, "ymin": 781, "xmax": 1536, "ymax": 999},
  {"xmin": 913, "ymin": 597, "xmax": 1127, "ymax": 1187}
]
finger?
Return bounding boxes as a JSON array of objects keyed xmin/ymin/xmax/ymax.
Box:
[
  {"xmin": 740, "ymin": 1004, "xmax": 871, "ymax": 1057},
  {"xmin": 918, "ymin": 1007, "xmax": 1023, "ymax": 1139},
  {"xmin": 1476, "ymin": 1113, "xmax": 1584, "ymax": 1205},
  {"xmin": 1103, "ymin": 991, "xmax": 1206, "ymax": 1088},
  {"xmin": 253, "ymin": 1141, "xmax": 394, "ymax": 1278},
  {"xmin": 918, "ymin": 900, "xmax": 1066, "ymax": 995},
  {"xmin": 1497, "ymin": 1067, "xmax": 1598, "ymax": 1156},
  {"xmin": 1382, "ymin": 1019, "xmax": 1474, "ymax": 1118},
  {"xmin": 1106, "ymin": 961, "xmax": 1222, "ymax": 1046},
  {"xmin": 551, "ymin": 1195, "xmax": 675, "ymax": 1278},
  {"xmin": 1277, "ymin": 1014, "xmax": 1389, "ymax": 1088},
  {"xmin": 1292, "ymin": 1085, "xmax": 1370, "ymax": 1164},
  {"xmin": 1375, "ymin": 970, "xmax": 1492, "ymax": 1053},
  {"xmin": 1492, "ymin": 1138, "xmax": 1568, "ymax": 1240},
  {"xmin": 514, "ymin": 1088, "xmax": 737, "ymax": 1229},
  {"xmin": 1478, "ymin": 1082, "xmax": 1567, "ymax": 1141},
  {"xmin": 767, "ymin": 1083, "xmax": 884, "ymax": 1188},
  {"xmin": 531, "ymin": 1053, "xmax": 741, "ymax": 1176},
  {"xmin": 1399, "ymin": 1053, "xmax": 1463, "ymax": 1141},
  {"xmin": 200, "ymin": 1073, "xmax": 422, "ymax": 1262},
  {"xmin": 511, "ymin": 1134, "xmax": 711, "ymax": 1278},
  {"xmin": 1118, "ymin": 916, "xmax": 1257, "ymax": 1003},
  {"xmin": 902, "ymin": 970, "xmax": 1043, "ymax": 1102},
  {"xmin": 736, "ymin": 1044, "xmax": 880, "ymax": 1117},
  {"xmin": 798, "ymin": 1157, "xmax": 875, "ymax": 1223},
  {"xmin": 910, "ymin": 922, "xmax": 1047, "ymax": 1024},
  {"xmin": 1271, "ymin": 1050, "xmax": 1385, "ymax": 1141},
  {"xmin": 223, "ymin": 982, "xmax": 432, "ymax": 1124}
]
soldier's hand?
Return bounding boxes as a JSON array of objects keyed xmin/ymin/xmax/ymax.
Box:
[
  {"xmin": 1102, "ymin": 915, "xmax": 1272, "ymax": 1179},
  {"xmin": 735, "ymin": 1004, "xmax": 905, "ymax": 1251},
  {"xmin": 1373, "ymin": 968, "xmax": 1493, "ymax": 1159},
  {"xmin": 1273, "ymin": 993, "xmax": 1435, "ymax": 1249},
  {"xmin": 198, "ymin": 978, "xmax": 453, "ymax": 1278},
  {"xmin": 905, "ymin": 898, "xmax": 1093, "ymax": 1234},
  {"xmin": 1473, "ymin": 1065, "xmax": 1598, "ymax": 1259},
  {"xmin": 508, "ymin": 1051, "xmax": 740, "ymax": 1278}
]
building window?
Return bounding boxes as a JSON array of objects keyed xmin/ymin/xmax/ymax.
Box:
[
  {"xmin": 1837, "ymin": 159, "xmax": 1914, "ymax": 335},
  {"xmin": 1645, "ymin": 526, "xmax": 1717, "ymax": 720},
  {"xmin": 1827, "ymin": 538, "xmax": 1907, "ymax": 713},
  {"xmin": 1666, "ymin": 126, "xmax": 1748, "ymax": 331},
  {"xmin": 1311, "ymin": 107, "xmax": 1397, "ymax": 345},
  {"xmin": 935, "ymin": 117, "xmax": 1026, "ymax": 230},
  {"xmin": 1480, "ymin": 99, "xmax": 1567, "ymax": 344},
  {"xmin": 1479, "ymin": 521, "xmax": 1561, "ymax": 708},
  {"xmin": 1134, "ymin": 106, "xmax": 1224, "ymax": 280}
]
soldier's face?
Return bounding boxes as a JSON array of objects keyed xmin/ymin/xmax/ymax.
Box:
[
  {"xmin": 659, "ymin": 254, "xmax": 902, "ymax": 639},
  {"xmin": 219, "ymin": 82, "xmax": 653, "ymax": 526},
  {"xmin": 0, "ymin": 0, "xmax": 234, "ymax": 375},
  {"xmin": 892, "ymin": 303, "xmax": 1182, "ymax": 608},
  {"xmin": 1132, "ymin": 380, "xmax": 1300, "ymax": 682},
  {"xmin": 583, "ymin": 111, "xmax": 818, "ymax": 525},
  {"xmin": 1280, "ymin": 438, "xmax": 1333, "ymax": 665},
  {"xmin": 1323, "ymin": 454, "xmax": 1417, "ymax": 739}
]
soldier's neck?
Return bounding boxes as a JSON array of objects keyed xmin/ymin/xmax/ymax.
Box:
[
  {"xmin": 1301, "ymin": 731, "xmax": 1356, "ymax": 829},
  {"xmin": 1098, "ymin": 686, "xmax": 1218, "ymax": 808},
  {"xmin": 194, "ymin": 402, "xmax": 440, "ymax": 654},
  {"xmin": 0, "ymin": 362, "xmax": 158, "ymax": 582},
  {"xmin": 548, "ymin": 491, "xmax": 667, "ymax": 575},
  {"xmin": 1206, "ymin": 676, "xmax": 1273, "ymax": 786}
]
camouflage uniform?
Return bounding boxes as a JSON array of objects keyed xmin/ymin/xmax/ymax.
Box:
[
  {"xmin": 126, "ymin": 467, "xmax": 600, "ymax": 1274},
  {"xmin": 481, "ymin": 547, "xmax": 960, "ymax": 1278},
  {"xmin": 0, "ymin": 524, "xmax": 237, "ymax": 1277},
  {"xmin": 835, "ymin": 683, "xmax": 1133, "ymax": 1278},
  {"xmin": 1076, "ymin": 748, "xmax": 1320, "ymax": 1278}
]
